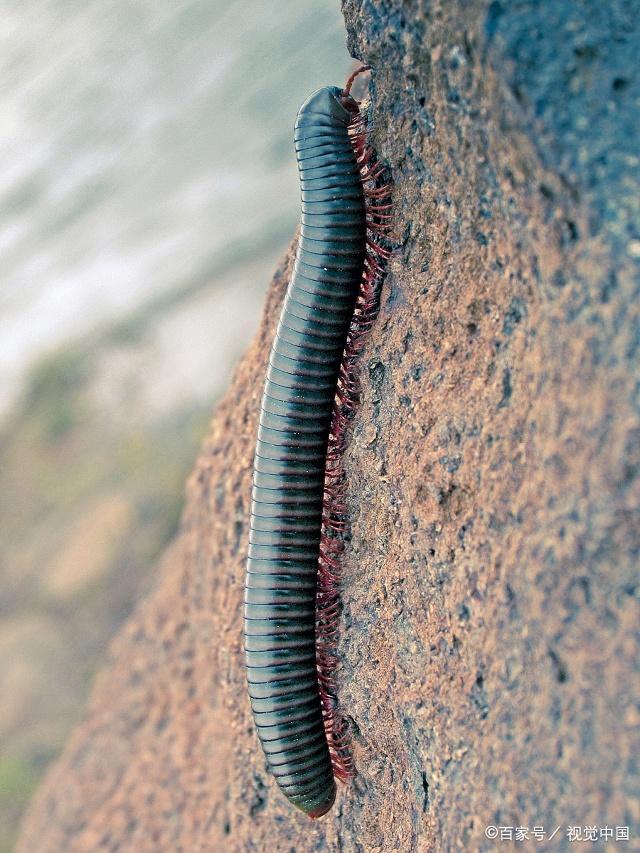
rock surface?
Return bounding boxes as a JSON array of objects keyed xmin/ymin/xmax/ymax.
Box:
[{"xmin": 18, "ymin": 2, "xmax": 640, "ymax": 851}]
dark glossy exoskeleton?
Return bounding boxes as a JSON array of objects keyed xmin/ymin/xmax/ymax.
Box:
[{"xmin": 244, "ymin": 86, "xmax": 366, "ymax": 818}]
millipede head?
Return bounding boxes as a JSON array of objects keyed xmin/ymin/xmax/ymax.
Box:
[{"xmin": 297, "ymin": 85, "xmax": 355, "ymax": 126}]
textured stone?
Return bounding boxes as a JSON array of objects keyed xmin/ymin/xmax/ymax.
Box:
[{"xmin": 18, "ymin": 2, "xmax": 640, "ymax": 851}]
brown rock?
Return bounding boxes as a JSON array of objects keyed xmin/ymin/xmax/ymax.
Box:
[{"xmin": 18, "ymin": 2, "xmax": 640, "ymax": 851}]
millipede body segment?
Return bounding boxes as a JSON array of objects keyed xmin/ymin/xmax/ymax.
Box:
[{"xmin": 244, "ymin": 76, "xmax": 390, "ymax": 818}]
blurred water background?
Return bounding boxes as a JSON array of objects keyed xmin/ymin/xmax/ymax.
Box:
[{"xmin": 0, "ymin": 2, "xmax": 349, "ymax": 847}]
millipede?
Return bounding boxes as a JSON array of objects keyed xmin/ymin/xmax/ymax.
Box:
[{"xmin": 244, "ymin": 65, "xmax": 392, "ymax": 818}]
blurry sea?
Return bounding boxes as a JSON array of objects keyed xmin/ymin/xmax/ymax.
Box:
[
  {"xmin": 1, "ymin": 0, "xmax": 350, "ymax": 418},
  {"xmin": 0, "ymin": 3, "xmax": 350, "ymax": 848}
]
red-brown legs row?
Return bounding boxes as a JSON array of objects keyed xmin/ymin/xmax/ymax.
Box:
[{"xmin": 315, "ymin": 84, "xmax": 392, "ymax": 784}]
